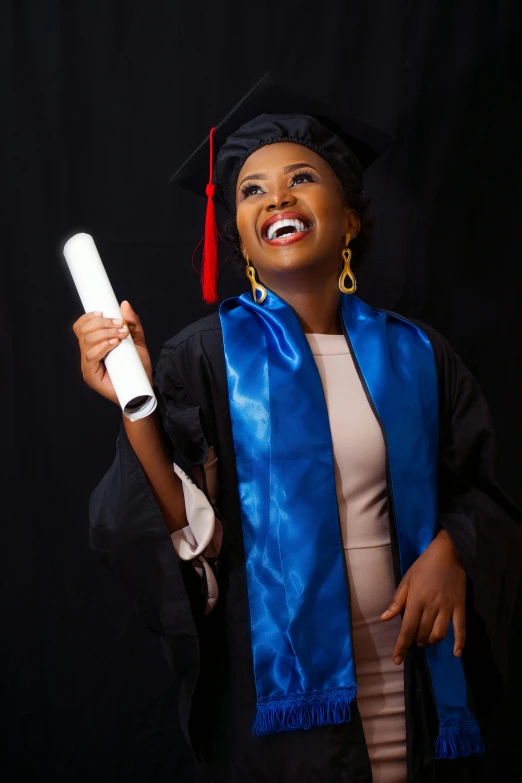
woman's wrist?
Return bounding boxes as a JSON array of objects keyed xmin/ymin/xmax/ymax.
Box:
[{"xmin": 435, "ymin": 528, "xmax": 464, "ymax": 568}]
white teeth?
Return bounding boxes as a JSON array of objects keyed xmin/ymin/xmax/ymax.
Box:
[{"xmin": 266, "ymin": 218, "xmax": 309, "ymax": 240}]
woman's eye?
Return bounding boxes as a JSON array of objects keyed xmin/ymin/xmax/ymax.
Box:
[
  {"xmin": 240, "ymin": 170, "xmax": 315, "ymax": 199},
  {"xmin": 241, "ymin": 184, "xmax": 264, "ymax": 198},
  {"xmin": 291, "ymin": 170, "xmax": 315, "ymax": 186}
]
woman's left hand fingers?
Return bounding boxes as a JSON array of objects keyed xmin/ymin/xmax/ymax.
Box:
[
  {"xmin": 415, "ymin": 608, "xmax": 438, "ymax": 647},
  {"xmin": 426, "ymin": 611, "xmax": 451, "ymax": 646},
  {"xmin": 452, "ymin": 602, "xmax": 466, "ymax": 656},
  {"xmin": 381, "ymin": 576, "xmax": 409, "ymax": 621},
  {"xmin": 393, "ymin": 601, "xmax": 422, "ymax": 664}
]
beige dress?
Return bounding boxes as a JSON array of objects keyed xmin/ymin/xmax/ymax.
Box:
[
  {"xmin": 171, "ymin": 331, "xmax": 407, "ymax": 783},
  {"xmin": 306, "ymin": 332, "xmax": 407, "ymax": 783}
]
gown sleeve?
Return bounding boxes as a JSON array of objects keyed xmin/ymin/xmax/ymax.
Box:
[
  {"xmin": 170, "ymin": 450, "xmax": 222, "ymax": 614},
  {"xmin": 88, "ymin": 343, "xmax": 221, "ymax": 644},
  {"xmin": 434, "ymin": 331, "xmax": 522, "ymax": 679}
]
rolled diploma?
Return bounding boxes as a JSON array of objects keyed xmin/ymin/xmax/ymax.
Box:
[{"xmin": 63, "ymin": 232, "xmax": 157, "ymax": 421}]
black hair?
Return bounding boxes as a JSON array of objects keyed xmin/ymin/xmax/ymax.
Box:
[{"xmin": 221, "ymin": 183, "xmax": 375, "ymax": 274}]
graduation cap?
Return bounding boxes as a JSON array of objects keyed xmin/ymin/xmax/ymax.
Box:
[{"xmin": 170, "ymin": 72, "xmax": 393, "ymax": 304}]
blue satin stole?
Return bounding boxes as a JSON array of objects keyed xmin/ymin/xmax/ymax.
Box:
[{"xmin": 219, "ymin": 290, "xmax": 484, "ymax": 758}]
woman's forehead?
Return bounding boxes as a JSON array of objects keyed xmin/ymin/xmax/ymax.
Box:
[{"xmin": 237, "ymin": 142, "xmax": 326, "ymax": 180}]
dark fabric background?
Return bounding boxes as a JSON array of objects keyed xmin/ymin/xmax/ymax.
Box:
[{"xmin": 3, "ymin": 1, "xmax": 522, "ymax": 780}]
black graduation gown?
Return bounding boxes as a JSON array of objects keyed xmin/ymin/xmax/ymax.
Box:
[{"xmin": 89, "ymin": 310, "xmax": 522, "ymax": 783}]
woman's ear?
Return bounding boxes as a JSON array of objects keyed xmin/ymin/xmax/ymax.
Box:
[{"xmin": 344, "ymin": 208, "xmax": 361, "ymax": 241}]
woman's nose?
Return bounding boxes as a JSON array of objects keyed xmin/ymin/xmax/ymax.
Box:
[{"xmin": 266, "ymin": 190, "xmax": 297, "ymax": 211}]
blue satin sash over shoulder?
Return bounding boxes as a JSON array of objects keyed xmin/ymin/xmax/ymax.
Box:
[{"xmin": 219, "ymin": 289, "xmax": 484, "ymax": 759}]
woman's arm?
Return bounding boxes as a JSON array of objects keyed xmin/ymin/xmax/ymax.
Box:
[
  {"xmin": 382, "ymin": 324, "xmax": 522, "ymax": 675},
  {"xmin": 435, "ymin": 338, "xmax": 522, "ymax": 676},
  {"xmin": 381, "ymin": 528, "xmax": 466, "ymax": 664},
  {"xmin": 123, "ymin": 410, "xmax": 188, "ymax": 533},
  {"xmin": 89, "ymin": 339, "xmax": 221, "ymax": 633}
]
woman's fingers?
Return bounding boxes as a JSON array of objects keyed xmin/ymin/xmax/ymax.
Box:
[
  {"xmin": 72, "ymin": 308, "xmax": 150, "ymax": 407},
  {"xmin": 120, "ymin": 299, "xmax": 142, "ymax": 329},
  {"xmin": 452, "ymin": 602, "xmax": 466, "ymax": 656},
  {"xmin": 415, "ymin": 608, "xmax": 438, "ymax": 647},
  {"xmin": 427, "ymin": 611, "xmax": 451, "ymax": 647},
  {"xmin": 83, "ymin": 326, "xmax": 128, "ymax": 346},
  {"xmin": 73, "ymin": 315, "xmax": 99, "ymax": 338},
  {"xmin": 393, "ymin": 601, "xmax": 421, "ymax": 664},
  {"xmin": 84, "ymin": 337, "xmax": 123, "ymax": 363},
  {"xmin": 120, "ymin": 300, "xmax": 136, "ymax": 322},
  {"xmin": 120, "ymin": 300, "xmax": 145, "ymax": 341},
  {"xmin": 416, "ymin": 605, "xmax": 465, "ymax": 652},
  {"xmin": 381, "ymin": 577, "xmax": 409, "ymax": 621},
  {"xmin": 73, "ymin": 313, "xmax": 122, "ymax": 332},
  {"xmin": 74, "ymin": 315, "xmax": 129, "ymax": 359},
  {"xmin": 72, "ymin": 311, "xmax": 102, "ymax": 336}
]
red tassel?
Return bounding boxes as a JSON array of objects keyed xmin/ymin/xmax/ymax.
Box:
[{"xmin": 201, "ymin": 127, "xmax": 219, "ymax": 304}]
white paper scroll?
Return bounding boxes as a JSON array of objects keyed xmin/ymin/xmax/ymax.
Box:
[{"xmin": 63, "ymin": 232, "xmax": 157, "ymax": 421}]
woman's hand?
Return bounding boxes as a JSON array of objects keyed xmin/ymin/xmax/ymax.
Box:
[
  {"xmin": 72, "ymin": 300, "xmax": 153, "ymax": 406},
  {"xmin": 380, "ymin": 529, "xmax": 466, "ymax": 665}
]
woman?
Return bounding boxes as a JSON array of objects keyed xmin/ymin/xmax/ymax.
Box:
[{"xmin": 75, "ymin": 75, "xmax": 522, "ymax": 782}]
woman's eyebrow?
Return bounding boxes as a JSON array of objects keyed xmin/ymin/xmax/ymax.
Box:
[
  {"xmin": 282, "ymin": 162, "xmax": 319, "ymax": 176},
  {"xmin": 238, "ymin": 162, "xmax": 320, "ymax": 188}
]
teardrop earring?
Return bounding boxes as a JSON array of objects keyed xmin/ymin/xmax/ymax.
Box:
[
  {"xmin": 244, "ymin": 254, "xmax": 267, "ymax": 304},
  {"xmin": 338, "ymin": 232, "xmax": 357, "ymax": 294}
]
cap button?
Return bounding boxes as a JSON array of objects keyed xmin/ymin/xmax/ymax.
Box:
[{"xmin": 206, "ymin": 183, "xmax": 215, "ymax": 199}]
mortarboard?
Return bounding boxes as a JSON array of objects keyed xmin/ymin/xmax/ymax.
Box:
[{"xmin": 169, "ymin": 72, "xmax": 393, "ymax": 303}]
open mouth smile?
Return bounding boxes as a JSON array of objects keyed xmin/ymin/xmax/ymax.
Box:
[{"xmin": 261, "ymin": 212, "xmax": 313, "ymax": 246}]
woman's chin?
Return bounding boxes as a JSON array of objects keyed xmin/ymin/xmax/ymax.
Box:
[{"xmin": 259, "ymin": 248, "xmax": 322, "ymax": 275}]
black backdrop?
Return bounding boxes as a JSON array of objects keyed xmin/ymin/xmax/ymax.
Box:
[{"xmin": 3, "ymin": 1, "xmax": 522, "ymax": 780}]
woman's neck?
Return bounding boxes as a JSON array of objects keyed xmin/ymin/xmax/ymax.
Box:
[{"xmin": 268, "ymin": 276, "xmax": 343, "ymax": 335}]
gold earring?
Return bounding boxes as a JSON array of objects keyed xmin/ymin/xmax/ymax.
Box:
[
  {"xmin": 244, "ymin": 254, "xmax": 267, "ymax": 304},
  {"xmin": 339, "ymin": 232, "xmax": 357, "ymax": 294}
]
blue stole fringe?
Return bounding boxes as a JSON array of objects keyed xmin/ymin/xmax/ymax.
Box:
[{"xmin": 219, "ymin": 290, "xmax": 484, "ymax": 760}]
